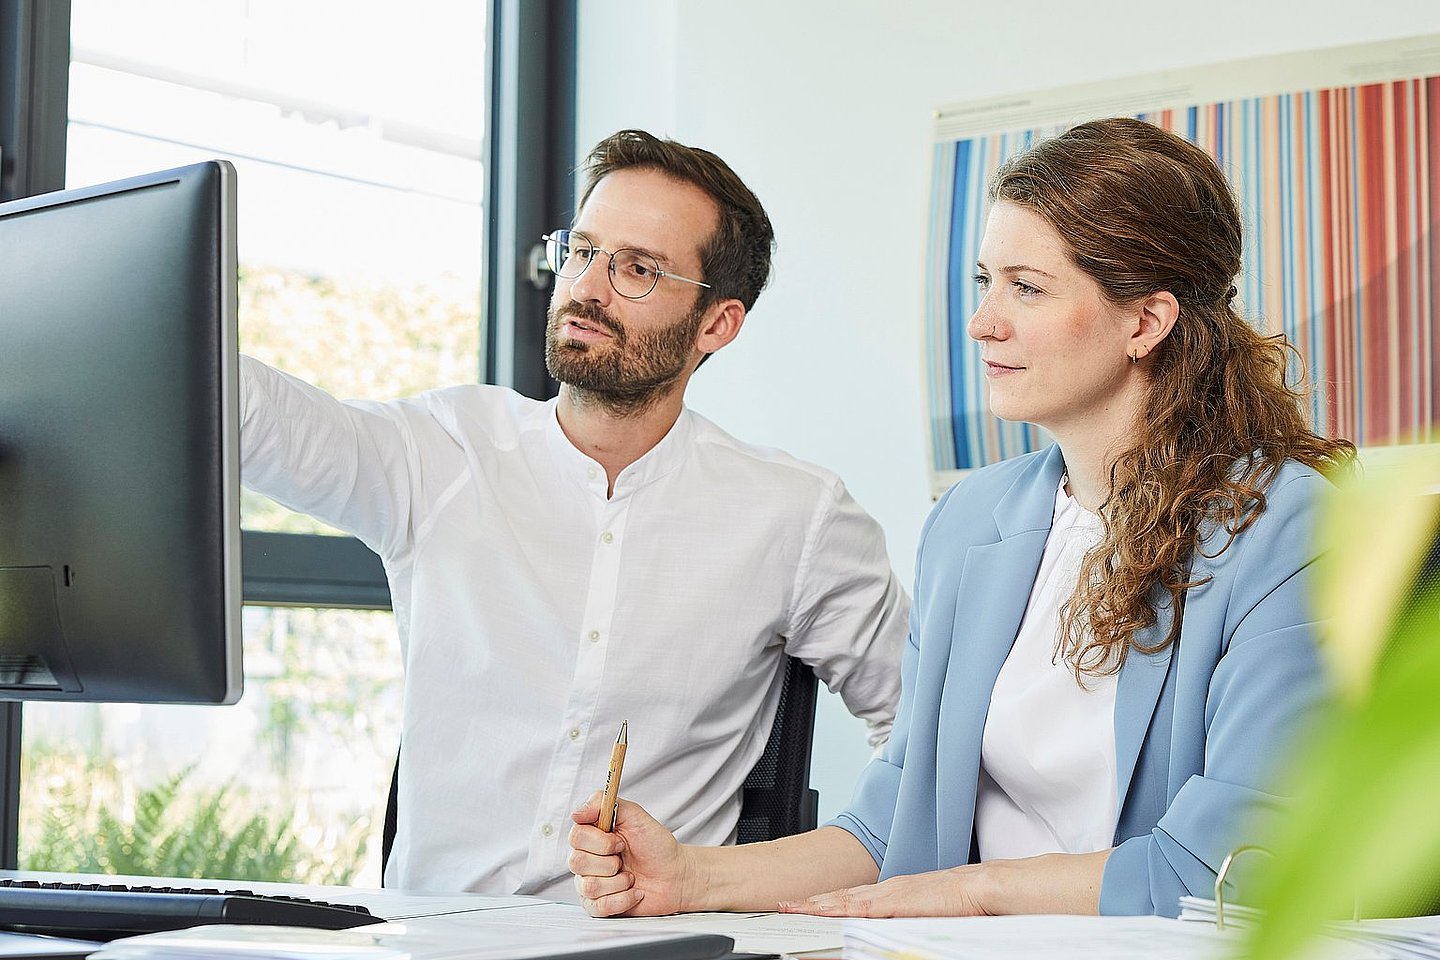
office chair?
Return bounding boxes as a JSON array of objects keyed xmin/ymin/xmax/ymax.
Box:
[
  {"xmin": 379, "ymin": 654, "xmax": 820, "ymax": 879},
  {"xmin": 735, "ymin": 654, "xmax": 821, "ymax": 844}
]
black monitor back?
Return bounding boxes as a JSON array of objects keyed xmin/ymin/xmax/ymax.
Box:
[{"xmin": 0, "ymin": 161, "xmax": 242, "ymax": 703}]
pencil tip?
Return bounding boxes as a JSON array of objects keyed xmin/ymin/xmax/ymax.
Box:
[{"xmin": 617, "ymin": 719, "xmax": 628, "ymax": 743}]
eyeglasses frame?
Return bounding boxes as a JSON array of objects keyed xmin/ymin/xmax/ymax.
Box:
[{"xmin": 541, "ymin": 230, "xmax": 712, "ymax": 300}]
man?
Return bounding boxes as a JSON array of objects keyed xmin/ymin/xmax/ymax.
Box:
[{"xmin": 240, "ymin": 129, "xmax": 908, "ymax": 899}]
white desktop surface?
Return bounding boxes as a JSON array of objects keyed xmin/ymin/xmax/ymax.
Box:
[
  {"xmin": 88, "ymin": 920, "xmax": 747, "ymax": 960},
  {"xmin": 9, "ymin": 872, "xmax": 1364, "ymax": 959}
]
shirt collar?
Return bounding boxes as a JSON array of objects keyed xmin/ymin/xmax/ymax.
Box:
[
  {"xmin": 544, "ymin": 400, "xmax": 695, "ymax": 499},
  {"xmin": 1054, "ymin": 475, "xmax": 1101, "ymax": 525}
]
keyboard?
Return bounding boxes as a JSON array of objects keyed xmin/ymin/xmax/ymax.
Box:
[{"xmin": 0, "ymin": 879, "xmax": 383, "ymax": 940}]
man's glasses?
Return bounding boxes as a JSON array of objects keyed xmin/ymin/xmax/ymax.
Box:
[{"xmin": 542, "ymin": 230, "xmax": 711, "ymax": 300}]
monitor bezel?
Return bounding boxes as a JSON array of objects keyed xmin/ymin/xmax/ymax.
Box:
[{"xmin": 0, "ymin": 160, "xmax": 242, "ymax": 704}]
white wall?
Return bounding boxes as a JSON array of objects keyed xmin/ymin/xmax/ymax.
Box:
[{"xmin": 575, "ymin": 0, "xmax": 1440, "ymax": 821}]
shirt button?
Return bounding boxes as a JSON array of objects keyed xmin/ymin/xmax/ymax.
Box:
[
  {"xmin": 540, "ymin": 823, "xmax": 554, "ymax": 838},
  {"xmin": 601, "ymin": 531, "xmax": 614, "ymax": 544},
  {"xmin": 586, "ymin": 466, "xmax": 598, "ymax": 480},
  {"xmin": 568, "ymin": 727, "xmax": 581, "ymax": 740},
  {"xmin": 588, "ymin": 630, "xmax": 601, "ymax": 642}
]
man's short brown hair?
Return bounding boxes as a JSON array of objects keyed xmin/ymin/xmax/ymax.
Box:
[{"xmin": 579, "ymin": 130, "xmax": 774, "ymax": 312}]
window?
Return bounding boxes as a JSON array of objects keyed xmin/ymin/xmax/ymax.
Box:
[
  {"xmin": 67, "ymin": 0, "xmax": 490, "ymax": 533},
  {"xmin": 1, "ymin": 0, "xmax": 574, "ymax": 880},
  {"xmin": 14, "ymin": 0, "xmax": 491, "ymax": 886}
]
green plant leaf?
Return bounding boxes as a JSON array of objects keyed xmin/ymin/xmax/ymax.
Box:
[
  {"xmin": 1313, "ymin": 450, "xmax": 1440, "ymax": 702},
  {"xmin": 17, "ymin": 755, "xmax": 369, "ymax": 884},
  {"xmin": 1245, "ymin": 577, "xmax": 1440, "ymax": 958}
]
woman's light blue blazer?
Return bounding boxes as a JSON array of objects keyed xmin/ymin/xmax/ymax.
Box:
[{"xmin": 830, "ymin": 444, "xmax": 1331, "ymax": 916}]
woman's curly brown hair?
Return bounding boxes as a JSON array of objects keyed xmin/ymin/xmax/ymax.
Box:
[{"xmin": 990, "ymin": 118, "xmax": 1356, "ymax": 680}]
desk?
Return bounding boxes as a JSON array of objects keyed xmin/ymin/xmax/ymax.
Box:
[{"xmin": 33, "ymin": 872, "xmax": 1401, "ymax": 960}]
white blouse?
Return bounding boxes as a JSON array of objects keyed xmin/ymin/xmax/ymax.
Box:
[{"xmin": 974, "ymin": 481, "xmax": 1119, "ymax": 861}]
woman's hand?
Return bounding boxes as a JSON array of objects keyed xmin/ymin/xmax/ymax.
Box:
[
  {"xmin": 568, "ymin": 794, "xmax": 700, "ymax": 917},
  {"xmin": 777, "ymin": 864, "xmax": 992, "ymax": 918},
  {"xmin": 777, "ymin": 851, "xmax": 1110, "ymax": 917}
]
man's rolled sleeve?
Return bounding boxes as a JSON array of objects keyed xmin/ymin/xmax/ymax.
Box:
[{"xmin": 784, "ymin": 477, "xmax": 909, "ymax": 746}]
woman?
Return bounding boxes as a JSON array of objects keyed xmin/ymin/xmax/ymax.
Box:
[{"xmin": 566, "ymin": 117, "xmax": 1354, "ymax": 919}]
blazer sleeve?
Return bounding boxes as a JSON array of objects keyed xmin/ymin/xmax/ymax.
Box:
[
  {"xmin": 825, "ymin": 481, "xmax": 965, "ymax": 864},
  {"xmin": 1100, "ymin": 470, "xmax": 1334, "ymax": 915}
]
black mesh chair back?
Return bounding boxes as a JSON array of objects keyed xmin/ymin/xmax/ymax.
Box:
[
  {"xmin": 379, "ymin": 654, "xmax": 820, "ymax": 880},
  {"xmin": 381, "ymin": 755, "xmax": 399, "ymax": 882},
  {"xmin": 736, "ymin": 654, "xmax": 820, "ymax": 844}
]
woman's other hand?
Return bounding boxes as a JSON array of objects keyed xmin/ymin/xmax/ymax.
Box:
[
  {"xmin": 777, "ymin": 864, "xmax": 992, "ymax": 918},
  {"xmin": 777, "ymin": 852, "xmax": 1109, "ymax": 917}
]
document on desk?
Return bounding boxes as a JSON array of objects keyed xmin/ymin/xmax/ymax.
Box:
[
  {"xmin": 0, "ymin": 932, "xmax": 100, "ymax": 959},
  {"xmin": 428, "ymin": 901, "xmax": 845, "ymax": 954},
  {"xmin": 1182, "ymin": 896, "xmax": 1440, "ymax": 959},
  {"xmin": 88, "ymin": 922, "xmax": 735, "ymax": 960},
  {"xmin": 844, "ymin": 915, "xmax": 1241, "ymax": 960},
  {"xmin": 600, "ymin": 911, "xmax": 843, "ymax": 954}
]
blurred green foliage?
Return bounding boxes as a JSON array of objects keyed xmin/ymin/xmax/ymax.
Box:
[
  {"xmin": 22, "ymin": 755, "xmax": 367, "ymax": 884},
  {"xmin": 21, "ymin": 754, "xmax": 368, "ymax": 884},
  {"xmin": 1245, "ymin": 453, "xmax": 1440, "ymax": 958},
  {"xmin": 236, "ymin": 262, "xmax": 481, "ymax": 536}
]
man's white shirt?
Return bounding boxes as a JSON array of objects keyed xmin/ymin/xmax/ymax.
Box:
[{"xmin": 239, "ymin": 356, "xmax": 908, "ymax": 898}]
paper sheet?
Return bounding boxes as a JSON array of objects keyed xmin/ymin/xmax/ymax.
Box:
[
  {"xmin": 88, "ymin": 921, "xmax": 730, "ymax": 960},
  {"xmin": 845, "ymin": 915, "xmax": 1239, "ymax": 960},
  {"xmin": 0, "ymin": 932, "xmax": 100, "ymax": 959},
  {"xmin": 422, "ymin": 902, "xmax": 844, "ymax": 954}
]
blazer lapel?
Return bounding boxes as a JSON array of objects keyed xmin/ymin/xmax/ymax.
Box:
[
  {"xmin": 1113, "ymin": 593, "xmax": 1178, "ymax": 814},
  {"xmin": 934, "ymin": 446, "xmax": 1065, "ymax": 867}
]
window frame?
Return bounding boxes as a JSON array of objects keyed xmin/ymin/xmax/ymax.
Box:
[{"xmin": 0, "ymin": 0, "xmax": 576, "ymax": 869}]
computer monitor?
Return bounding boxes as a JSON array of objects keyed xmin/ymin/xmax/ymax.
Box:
[{"xmin": 0, "ymin": 161, "xmax": 242, "ymax": 704}]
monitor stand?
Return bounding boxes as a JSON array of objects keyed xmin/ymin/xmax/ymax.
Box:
[{"xmin": 0, "ymin": 568, "xmax": 78, "ymax": 693}]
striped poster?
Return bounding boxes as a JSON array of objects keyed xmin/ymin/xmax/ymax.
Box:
[{"xmin": 929, "ymin": 71, "xmax": 1440, "ymax": 476}]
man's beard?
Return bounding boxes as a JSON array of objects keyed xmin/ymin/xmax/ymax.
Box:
[{"xmin": 544, "ymin": 300, "xmax": 706, "ymax": 417}]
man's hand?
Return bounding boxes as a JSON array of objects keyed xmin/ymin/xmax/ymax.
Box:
[{"xmin": 568, "ymin": 793, "xmax": 699, "ymax": 917}]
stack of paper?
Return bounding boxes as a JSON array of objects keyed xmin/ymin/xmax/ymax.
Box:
[
  {"xmin": 1178, "ymin": 894, "xmax": 1266, "ymax": 928},
  {"xmin": 86, "ymin": 922, "xmax": 734, "ymax": 960},
  {"xmin": 1179, "ymin": 897, "xmax": 1440, "ymax": 960},
  {"xmin": 1327, "ymin": 918, "xmax": 1440, "ymax": 960},
  {"xmin": 844, "ymin": 914, "xmax": 1237, "ymax": 960}
]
